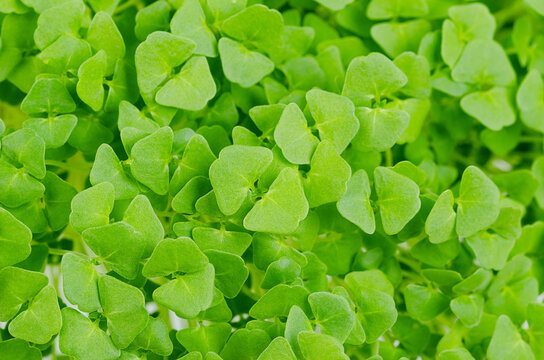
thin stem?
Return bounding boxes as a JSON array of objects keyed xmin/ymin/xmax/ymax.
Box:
[
  {"xmin": 46, "ymin": 246, "xmax": 92, "ymax": 259},
  {"xmin": 47, "ymin": 248, "xmax": 72, "ymax": 256},
  {"xmin": 372, "ymin": 340, "xmax": 380, "ymax": 356},
  {"xmin": 157, "ymin": 305, "xmax": 173, "ymax": 330},
  {"xmin": 188, "ymin": 319, "xmax": 198, "ymax": 328},
  {"xmin": 241, "ymin": 286, "xmax": 261, "ymax": 301},
  {"xmin": 520, "ymin": 135, "xmax": 543, "ymax": 143},
  {"xmin": 384, "ymin": 149, "xmax": 393, "ymax": 167},
  {"xmin": 45, "ymin": 159, "xmax": 92, "ymax": 172}
]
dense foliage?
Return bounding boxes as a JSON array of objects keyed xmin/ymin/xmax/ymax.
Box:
[{"xmin": 1, "ymin": 0, "xmax": 544, "ymax": 359}]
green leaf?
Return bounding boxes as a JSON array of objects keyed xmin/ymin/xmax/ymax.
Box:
[
  {"xmin": 37, "ymin": 34, "xmax": 92, "ymax": 75},
  {"xmin": 170, "ymin": 134, "xmax": 216, "ymax": 195},
  {"xmin": 249, "ymin": 284, "xmax": 310, "ymax": 319},
  {"xmin": 177, "ymin": 322, "xmax": 231, "ymax": 355},
  {"xmin": 261, "ymin": 257, "xmax": 301, "ymax": 289},
  {"xmin": 312, "ymin": 231, "xmax": 361, "ymax": 276},
  {"xmin": 135, "ymin": 31, "xmax": 195, "ymax": 94},
  {"xmin": 450, "ymin": 294, "xmax": 484, "ymax": 328},
  {"xmin": 207, "ymin": 0, "xmax": 246, "ymax": 20},
  {"xmin": 391, "ymin": 315, "xmax": 430, "ymax": 354},
  {"xmin": 98, "ymin": 275, "xmax": 149, "ymax": 348},
  {"xmin": 205, "ymin": 250, "xmax": 248, "ymax": 298},
  {"xmin": 0, "ymin": 267, "xmax": 48, "ymax": 322},
  {"xmin": 133, "ymin": 317, "xmax": 173, "ymax": 356},
  {"xmin": 143, "ymin": 237, "xmax": 208, "ymax": 278},
  {"xmin": 90, "ymin": 144, "xmax": 139, "ymax": 200},
  {"xmin": 76, "ymin": 50, "xmax": 107, "ymax": 112},
  {"xmin": 244, "ymin": 167, "xmax": 308, "ymax": 234},
  {"xmin": 23, "ymin": 114, "xmax": 77, "ymax": 149},
  {"xmin": 8, "ymin": 285, "xmax": 61, "ymax": 344},
  {"xmin": 192, "ymin": 227, "xmax": 252, "ymax": 256},
  {"xmin": 528, "ymin": 303, "xmax": 544, "ymax": 358},
  {"xmin": 257, "ymin": 337, "xmax": 297, "ymax": 360},
  {"xmin": 38, "ymin": 172, "xmax": 77, "ymax": 231},
  {"xmin": 298, "ymin": 331, "xmax": 349, "ymax": 360},
  {"xmin": 343, "ymin": 52, "xmax": 407, "ymax": 103},
  {"xmin": 59, "ymin": 307, "xmax": 120, "ymax": 360},
  {"xmin": 221, "ymin": 328, "xmax": 271, "ymax": 360},
  {"xmin": 308, "ymin": 292, "xmax": 356, "ymax": 343},
  {"xmin": 425, "ymin": 190, "xmax": 456, "ymax": 244},
  {"xmin": 306, "ymin": 89, "xmax": 359, "ymax": 154},
  {"xmin": 349, "ymin": 278, "xmax": 397, "ymax": 342},
  {"xmin": 155, "ymin": 56, "xmax": 216, "ymax": 111},
  {"xmin": 405, "ymin": 284, "xmax": 449, "ymax": 322},
  {"xmin": 452, "ymin": 268, "xmax": 492, "ymax": 295},
  {"xmin": 370, "ymin": 20, "xmax": 431, "ymax": 58},
  {"xmin": 218, "ymin": 38, "xmax": 274, "ymax": 88},
  {"xmin": 61, "ymin": 253, "xmax": 100, "ymax": 312},
  {"xmin": 0, "ymin": 159, "xmax": 45, "ymax": 208},
  {"xmin": 123, "ymin": 194, "xmax": 164, "ymax": 257},
  {"xmin": 394, "ymin": 51, "xmax": 431, "ymax": 98},
  {"xmin": 438, "ymin": 348, "xmax": 475, "ymax": 360},
  {"xmin": 345, "ymin": 270, "xmax": 394, "ymax": 296},
  {"xmin": 87, "ymin": 11, "xmax": 125, "ymax": 75},
  {"xmin": 0, "ymin": 0, "xmax": 29, "ymax": 13},
  {"xmin": 134, "ymin": 1, "xmax": 170, "ymax": 41},
  {"xmin": 367, "ymin": 0, "xmax": 428, "ymax": 19},
  {"xmin": 466, "ymin": 233, "xmax": 515, "ymax": 271},
  {"xmin": 171, "ymin": 0, "xmax": 216, "ymax": 57},
  {"xmin": 460, "ymin": 87, "xmax": 515, "ymax": 131},
  {"xmin": 172, "ymin": 176, "xmax": 212, "ymax": 214},
  {"xmin": 209, "ymin": 145, "xmax": 273, "ymax": 215},
  {"xmin": 180, "ymin": 352, "xmax": 203, "ymax": 360},
  {"xmin": 70, "ymin": 182, "xmax": 115, "ymax": 233},
  {"xmin": 441, "ymin": 3, "xmax": 495, "ymax": 68},
  {"xmin": 487, "ymin": 315, "xmax": 535, "ymax": 360},
  {"xmin": 533, "ymin": 157, "xmax": 544, "ymax": 208},
  {"xmin": 316, "ymin": 45, "xmax": 345, "ymax": 93},
  {"xmin": 0, "ymin": 338, "xmax": 42, "ymax": 360},
  {"xmin": 273, "ymin": 103, "xmax": 319, "ymax": 165},
  {"xmin": 130, "ymin": 127, "xmax": 173, "ymax": 195},
  {"xmin": 337, "ymin": 169, "xmax": 375, "ymax": 234},
  {"xmin": 303, "ymin": 141, "xmax": 351, "ymax": 208},
  {"xmin": 456, "ymin": 166, "xmax": 500, "ymax": 238},
  {"xmin": 452, "ymin": 39, "xmax": 515, "ymax": 87},
  {"xmin": 106, "ymin": 59, "xmax": 140, "ymax": 110},
  {"xmin": 0, "ymin": 207, "xmax": 32, "ymax": 269},
  {"xmin": 517, "ymin": 69, "xmax": 544, "ymax": 133},
  {"xmin": 82, "ymin": 222, "xmax": 145, "ymax": 280},
  {"xmin": 153, "ymin": 263, "xmax": 215, "ymax": 318},
  {"xmin": 285, "ymin": 305, "xmax": 313, "ymax": 358},
  {"xmin": 34, "ymin": 0, "xmax": 86, "ymax": 50},
  {"xmin": 2, "ymin": 128, "xmax": 46, "ymax": 179},
  {"xmin": 375, "ymin": 166, "xmax": 421, "ymax": 235},
  {"xmin": 221, "ymin": 4, "xmax": 283, "ymax": 54},
  {"xmin": 282, "ymin": 57, "xmax": 325, "ymax": 91},
  {"xmin": 352, "ymin": 107, "xmax": 409, "ymax": 152},
  {"xmin": 526, "ymin": 0, "xmax": 544, "ymax": 15}
]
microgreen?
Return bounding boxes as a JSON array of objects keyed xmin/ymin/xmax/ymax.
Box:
[{"xmin": 1, "ymin": 1, "xmax": 544, "ymax": 359}]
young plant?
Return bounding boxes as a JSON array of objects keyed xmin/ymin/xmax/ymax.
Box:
[{"xmin": 0, "ymin": 0, "xmax": 543, "ymax": 359}]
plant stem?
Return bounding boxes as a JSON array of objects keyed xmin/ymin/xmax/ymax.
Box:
[
  {"xmin": 47, "ymin": 248, "xmax": 72, "ymax": 256},
  {"xmin": 45, "ymin": 159, "xmax": 92, "ymax": 172},
  {"xmin": 157, "ymin": 305, "xmax": 173, "ymax": 330},
  {"xmin": 372, "ymin": 340, "xmax": 380, "ymax": 356},
  {"xmin": 385, "ymin": 149, "xmax": 393, "ymax": 167}
]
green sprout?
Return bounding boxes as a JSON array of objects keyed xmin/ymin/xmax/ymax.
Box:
[{"xmin": 1, "ymin": 0, "xmax": 544, "ymax": 359}]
